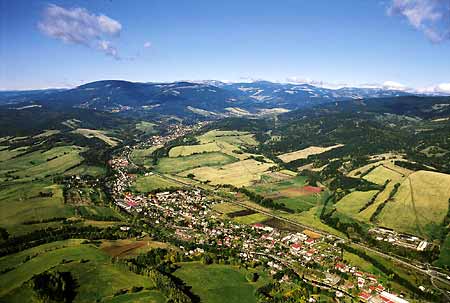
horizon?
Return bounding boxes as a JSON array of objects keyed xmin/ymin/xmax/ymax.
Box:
[{"xmin": 1, "ymin": 0, "xmax": 449, "ymax": 92}]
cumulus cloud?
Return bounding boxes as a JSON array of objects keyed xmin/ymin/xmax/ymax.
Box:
[
  {"xmin": 388, "ymin": 0, "xmax": 450, "ymax": 42},
  {"xmin": 143, "ymin": 41, "xmax": 152, "ymax": 48},
  {"xmin": 38, "ymin": 4, "xmax": 122, "ymax": 59}
]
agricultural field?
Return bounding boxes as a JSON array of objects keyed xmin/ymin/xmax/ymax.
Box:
[
  {"xmin": 0, "ymin": 240, "xmax": 164, "ymax": 303},
  {"xmin": 130, "ymin": 146, "xmax": 161, "ymax": 167},
  {"xmin": 135, "ymin": 121, "xmax": 157, "ymax": 134},
  {"xmin": 168, "ymin": 142, "xmax": 221, "ymax": 157},
  {"xmin": 100, "ymin": 238, "xmax": 171, "ymax": 258},
  {"xmin": 277, "ymin": 144, "xmax": 344, "ymax": 163},
  {"xmin": 156, "ymin": 152, "xmax": 237, "ymax": 174},
  {"xmin": 362, "ymin": 165, "xmax": 405, "ymax": 185},
  {"xmin": 0, "ymin": 146, "xmax": 28, "ymax": 162},
  {"xmin": 0, "ymin": 145, "xmax": 85, "ymax": 182},
  {"xmin": 183, "ymin": 159, "xmax": 274, "ymax": 187},
  {"xmin": 250, "ymin": 175, "xmax": 327, "ymax": 212},
  {"xmin": 197, "ymin": 130, "xmax": 258, "ymax": 147},
  {"xmin": 335, "ymin": 190, "xmax": 379, "ymax": 217},
  {"xmin": 64, "ymin": 164, "xmax": 106, "ymax": 177},
  {"xmin": 232, "ymin": 213, "xmax": 270, "ymax": 224},
  {"xmin": 32, "ymin": 129, "xmax": 61, "ymax": 138},
  {"xmin": 173, "ymin": 262, "xmax": 268, "ymax": 303},
  {"xmin": 132, "ymin": 174, "xmax": 181, "ymax": 192},
  {"xmin": 72, "ymin": 128, "xmax": 120, "ymax": 146},
  {"xmin": 376, "ymin": 170, "xmax": 450, "ymax": 238},
  {"xmin": 212, "ymin": 202, "xmax": 246, "ymax": 214}
]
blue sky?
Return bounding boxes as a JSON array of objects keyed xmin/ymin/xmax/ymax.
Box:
[{"xmin": 1, "ymin": 0, "xmax": 449, "ymax": 92}]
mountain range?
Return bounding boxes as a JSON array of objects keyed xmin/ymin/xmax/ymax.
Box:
[{"xmin": 0, "ymin": 80, "xmax": 421, "ymax": 117}]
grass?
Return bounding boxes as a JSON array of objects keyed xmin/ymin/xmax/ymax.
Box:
[
  {"xmin": 377, "ymin": 170, "xmax": 450, "ymax": 238},
  {"xmin": 0, "ymin": 181, "xmax": 75, "ymax": 235},
  {"xmin": 434, "ymin": 234, "xmax": 450, "ymax": 267},
  {"xmin": 133, "ymin": 174, "xmax": 181, "ymax": 192},
  {"xmin": 169, "ymin": 142, "xmax": 221, "ymax": 157},
  {"xmin": 156, "ymin": 152, "xmax": 237, "ymax": 174},
  {"xmin": 335, "ymin": 190, "xmax": 379, "ymax": 216},
  {"xmin": 277, "ymin": 144, "xmax": 344, "ymax": 163},
  {"xmin": 173, "ymin": 262, "xmax": 266, "ymax": 303},
  {"xmin": 362, "ymin": 165, "xmax": 404, "ymax": 185},
  {"xmin": 0, "ymin": 240, "xmax": 164, "ymax": 303},
  {"xmin": 184, "ymin": 159, "xmax": 274, "ymax": 187},
  {"xmin": 72, "ymin": 128, "xmax": 120, "ymax": 146},
  {"xmin": 212, "ymin": 202, "xmax": 246, "ymax": 214},
  {"xmin": 197, "ymin": 130, "xmax": 258, "ymax": 146},
  {"xmin": 0, "ymin": 145, "xmax": 85, "ymax": 182},
  {"xmin": 130, "ymin": 146, "xmax": 161, "ymax": 167},
  {"xmin": 103, "ymin": 291, "xmax": 166, "ymax": 303},
  {"xmin": 33, "ymin": 129, "xmax": 61, "ymax": 138},
  {"xmin": 136, "ymin": 121, "xmax": 157, "ymax": 134},
  {"xmin": 232, "ymin": 213, "xmax": 270, "ymax": 224},
  {"xmin": 0, "ymin": 146, "xmax": 29, "ymax": 162},
  {"xmin": 64, "ymin": 164, "xmax": 106, "ymax": 177}
]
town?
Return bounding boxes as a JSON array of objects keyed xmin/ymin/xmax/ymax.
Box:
[{"xmin": 106, "ymin": 126, "xmax": 416, "ymax": 303}]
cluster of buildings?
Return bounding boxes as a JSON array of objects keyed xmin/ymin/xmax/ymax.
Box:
[
  {"xmin": 105, "ymin": 124, "xmax": 413, "ymax": 303},
  {"xmin": 369, "ymin": 227, "xmax": 429, "ymax": 252}
]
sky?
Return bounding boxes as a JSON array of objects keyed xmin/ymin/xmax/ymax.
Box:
[{"xmin": 0, "ymin": 0, "xmax": 449, "ymax": 92}]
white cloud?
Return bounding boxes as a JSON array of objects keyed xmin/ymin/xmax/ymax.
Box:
[
  {"xmin": 38, "ymin": 4, "xmax": 122, "ymax": 59},
  {"xmin": 382, "ymin": 80, "xmax": 407, "ymax": 90},
  {"xmin": 417, "ymin": 82, "xmax": 450, "ymax": 94},
  {"xmin": 143, "ymin": 41, "xmax": 152, "ymax": 48},
  {"xmin": 388, "ymin": 0, "xmax": 450, "ymax": 43}
]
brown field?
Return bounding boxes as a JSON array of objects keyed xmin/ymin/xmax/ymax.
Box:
[{"xmin": 277, "ymin": 144, "xmax": 344, "ymax": 163}]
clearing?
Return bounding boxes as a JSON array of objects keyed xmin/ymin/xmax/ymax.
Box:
[{"xmin": 277, "ymin": 144, "xmax": 344, "ymax": 163}]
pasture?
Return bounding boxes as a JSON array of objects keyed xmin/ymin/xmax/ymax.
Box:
[
  {"xmin": 169, "ymin": 142, "xmax": 221, "ymax": 157},
  {"xmin": 277, "ymin": 144, "xmax": 344, "ymax": 163},
  {"xmin": 362, "ymin": 165, "xmax": 404, "ymax": 185},
  {"xmin": 335, "ymin": 190, "xmax": 379, "ymax": 216},
  {"xmin": 232, "ymin": 213, "xmax": 270, "ymax": 224},
  {"xmin": 251, "ymin": 175, "xmax": 327, "ymax": 212},
  {"xmin": 130, "ymin": 145, "xmax": 161, "ymax": 166},
  {"xmin": 377, "ymin": 170, "xmax": 450, "ymax": 238},
  {"xmin": 133, "ymin": 174, "xmax": 180, "ymax": 192},
  {"xmin": 72, "ymin": 128, "xmax": 120, "ymax": 146},
  {"xmin": 212, "ymin": 202, "xmax": 246, "ymax": 214},
  {"xmin": 0, "ymin": 240, "xmax": 165, "ymax": 303},
  {"xmin": 183, "ymin": 159, "xmax": 274, "ymax": 187},
  {"xmin": 135, "ymin": 121, "xmax": 156, "ymax": 134},
  {"xmin": 0, "ymin": 145, "xmax": 85, "ymax": 182},
  {"xmin": 197, "ymin": 130, "xmax": 258, "ymax": 146},
  {"xmin": 156, "ymin": 152, "xmax": 237, "ymax": 174},
  {"xmin": 173, "ymin": 262, "xmax": 266, "ymax": 303}
]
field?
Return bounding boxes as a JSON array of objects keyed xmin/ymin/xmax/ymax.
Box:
[
  {"xmin": 183, "ymin": 159, "xmax": 275, "ymax": 187},
  {"xmin": 0, "ymin": 145, "xmax": 85, "ymax": 182},
  {"xmin": 100, "ymin": 238, "xmax": 171, "ymax": 258},
  {"xmin": 168, "ymin": 142, "xmax": 221, "ymax": 157},
  {"xmin": 362, "ymin": 165, "xmax": 405, "ymax": 185},
  {"xmin": 130, "ymin": 146, "xmax": 161, "ymax": 167},
  {"xmin": 64, "ymin": 164, "xmax": 106, "ymax": 177},
  {"xmin": 72, "ymin": 128, "xmax": 120, "ymax": 146},
  {"xmin": 197, "ymin": 130, "xmax": 258, "ymax": 146},
  {"xmin": 135, "ymin": 121, "xmax": 156, "ymax": 134},
  {"xmin": 212, "ymin": 202, "xmax": 246, "ymax": 214},
  {"xmin": 173, "ymin": 262, "xmax": 267, "ymax": 303},
  {"xmin": 277, "ymin": 144, "xmax": 344, "ymax": 163},
  {"xmin": 132, "ymin": 174, "xmax": 181, "ymax": 192},
  {"xmin": 377, "ymin": 170, "xmax": 450, "ymax": 237},
  {"xmin": 0, "ymin": 240, "xmax": 164, "ymax": 303},
  {"xmin": 434, "ymin": 235, "xmax": 450, "ymax": 267},
  {"xmin": 156, "ymin": 152, "xmax": 237, "ymax": 174},
  {"xmin": 250, "ymin": 175, "xmax": 327, "ymax": 212},
  {"xmin": 335, "ymin": 190, "xmax": 379, "ymax": 216},
  {"xmin": 232, "ymin": 213, "xmax": 270, "ymax": 224}
]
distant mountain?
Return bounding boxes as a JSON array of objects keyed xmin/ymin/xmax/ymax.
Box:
[{"xmin": 0, "ymin": 80, "xmax": 433, "ymax": 117}]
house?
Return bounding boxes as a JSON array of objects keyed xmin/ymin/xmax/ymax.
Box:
[
  {"xmin": 291, "ymin": 243, "xmax": 302, "ymax": 251},
  {"xmin": 379, "ymin": 291, "xmax": 409, "ymax": 303},
  {"xmin": 359, "ymin": 291, "xmax": 372, "ymax": 302}
]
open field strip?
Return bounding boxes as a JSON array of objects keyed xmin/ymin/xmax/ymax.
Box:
[
  {"xmin": 0, "ymin": 146, "xmax": 29, "ymax": 162},
  {"xmin": 72, "ymin": 128, "xmax": 120, "ymax": 146},
  {"xmin": 212, "ymin": 202, "xmax": 246, "ymax": 214},
  {"xmin": 133, "ymin": 174, "xmax": 181, "ymax": 192},
  {"xmin": 169, "ymin": 142, "xmax": 221, "ymax": 157},
  {"xmin": 135, "ymin": 121, "xmax": 156, "ymax": 134},
  {"xmin": 197, "ymin": 130, "xmax": 258, "ymax": 146},
  {"xmin": 362, "ymin": 165, "xmax": 404, "ymax": 185},
  {"xmin": 335, "ymin": 190, "xmax": 379, "ymax": 216},
  {"xmin": 183, "ymin": 159, "xmax": 275, "ymax": 187},
  {"xmin": 277, "ymin": 144, "xmax": 344, "ymax": 163},
  {"xmin": 32, "ymin": 129, "xmax": 61, "ymax": 138},
  {"xmin": 130, "ymin": 145, "xmax": 161, "ymax": 166},
  {"xmin": 156, "ymin": 152, "xmax": 237, "ymax": 174},
  {"xmin": 232, "ymin": 213, "xmax": 270, "ymax": 224}
]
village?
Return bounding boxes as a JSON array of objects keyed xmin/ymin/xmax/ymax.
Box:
[{"xmin": 104, "ymin": 127, "xmax": 414, "ymax": 303}]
